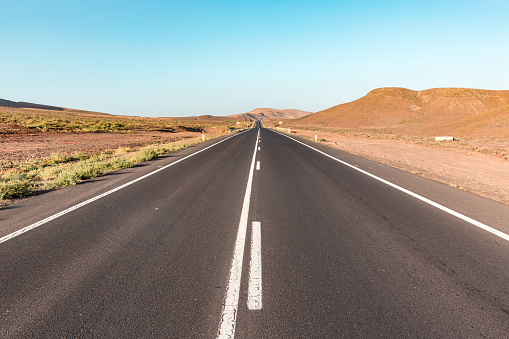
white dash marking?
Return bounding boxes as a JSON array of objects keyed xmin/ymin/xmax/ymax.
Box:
[
  {"xmin": 248, "ymin": 221, "xmax": 262, "ymax": 310},
  {"xmin": 256, "ymin": 161, "xmax": 260, "ymax": 171},
  {"xmin": 217, "ymin": 129, "xmax": 259, "ymax": 339},
  {"xmin": 258, "ymin": 147, "xmax": 260, "ymax": 151}
]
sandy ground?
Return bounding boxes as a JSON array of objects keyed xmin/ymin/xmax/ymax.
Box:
[{"xmin": 288, "ymin": 129, "xmax": 509, "ymax": 205}]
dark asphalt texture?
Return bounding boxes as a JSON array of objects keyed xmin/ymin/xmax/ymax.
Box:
[{"xmin": 1, "ymin": 122, "xmax": 509, "ymax": 338}]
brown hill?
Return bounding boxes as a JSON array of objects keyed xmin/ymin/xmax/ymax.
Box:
[
  {"xmin": 230, "ymin": 108, "xmax": 312, "ymax": 121},
  {"xmin": 296, "ymin": 88, "xmax": 509, "ymax": 137}
]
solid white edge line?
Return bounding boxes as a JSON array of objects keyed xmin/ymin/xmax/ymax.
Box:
[
  {"xmin": 271, "ymin": 129, "xmax": 509, "ymax": 242},
  {"xmin": 217, "ymin": 129, "xmax": 259, "ymax": 339},
  {"xmin": 248, "ymin": 221, "xmax": 262, "ymax": 310},
  {"xmin": 0, "ymin": 130, "xmax": 250, "ymax": 245}
]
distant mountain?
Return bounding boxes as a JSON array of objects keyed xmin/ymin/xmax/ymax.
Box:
[
  {"xmin": 296, "ymin": 88, "xmax": 509, "ymax": 137},
  {"xmin": 229, "ymin": 108, "xmax": 313, "ymax": 121},
  {"xmin": 0, "ymin": 98, "xmax": 64, "ymax": 111}
]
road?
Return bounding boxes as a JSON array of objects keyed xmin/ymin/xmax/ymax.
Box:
[{"xmin": 1, "ymin": 121, "xmax": 509, "ymax": 337}]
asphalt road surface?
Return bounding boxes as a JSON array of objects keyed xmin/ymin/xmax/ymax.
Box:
[{"xmin": 1, "ymin": 121, "xmax": 509, "ymax": 338}]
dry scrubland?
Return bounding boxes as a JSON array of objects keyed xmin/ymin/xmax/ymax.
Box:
[
  {"xmin": 0, "ymin": 106, "xmax": 249, "ymax": 206},
  {"xmin": 280, "ymin": 88, "xmax": 509, "ymax": 161},
  {"xmin": 0, "ymin": 106, "xmax": 239, "ymax": 133},
  {"xmin": 2, "ymin": 87, "xmax": 508, "ymax": 206},
  {"xmin": 271, "ymin": 88, "xmax": 509, "ymax": 205}
]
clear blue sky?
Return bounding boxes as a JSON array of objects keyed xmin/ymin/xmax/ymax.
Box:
[{"xmin": 1, "ymin": 0, "xmax": 508, "ymax": 117}]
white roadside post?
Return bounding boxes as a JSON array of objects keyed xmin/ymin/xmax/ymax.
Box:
[
  {"xmin": 315, "ymin": 131, "xmax": 317, "ymax": 142},
  {"xmin": 202, "ymin": 131, "xmax": 205, "ymax": 141}
]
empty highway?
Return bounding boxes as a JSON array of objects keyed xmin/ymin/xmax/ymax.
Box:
[{"xmin": 1, "ymin": 122, "xmax": 509, "ymax": 337}]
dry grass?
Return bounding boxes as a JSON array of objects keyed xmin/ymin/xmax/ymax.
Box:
[
  {"xmin": 0, "ymin": 106, "xmax": 251, "ymax": 204},
  {"xmin": 0, "ymin": 135, "xmax": 229, "ymax": 202}
]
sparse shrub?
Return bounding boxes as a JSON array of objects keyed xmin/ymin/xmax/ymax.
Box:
[
  {"xmin": 72, "ymin": 151, "xmax": 86, "ymax": 159},
  {"xmin": 0, "ymin": 179, "xmax": 31, "ymax": 199},
  {"xmin": 0, "ymin": 132, "xmax": 212, "ymax": 202},
  {"xmin": 115, "ymin": 146, "xmax": 132, "ymax": 155},
  {"xmin": 86, "ymin": 154, "xmax": 109, "ymax": 163},
  {"xmin": 131, "ymin": 149, "xmax": 158, "ymax": 163},
  {"xmin": 105, "ymin": 158, "xmax": 134, "ymax": 171},
  {"xmin": 53, "ymin": 166, "xmax": 99, "ymax": 187},
  {"xmin": 50, "ymin": 151, "xmax": 71, "ymax": 164},
  {"xmin": 39, "ymin": 165, "xmax": 63, "ymax": 180},
  {"xmin": 4, "ymin": 172, "xmax": 27, "ymax": 181}
]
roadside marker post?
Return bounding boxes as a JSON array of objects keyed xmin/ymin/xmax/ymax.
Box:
[
  {"xmin": 202, "ymin": 131, "xmax": 205, "ymax": 141},
  {"xmin": 315, "ymin": 131, "xmax": 317, "ymax": 142}
]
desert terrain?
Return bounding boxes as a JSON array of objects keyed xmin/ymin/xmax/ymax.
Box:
[
  {"xmin": 0, "ymin": 103, "xmax": 245, "ymax": 163},
  {"xmin": 0, "ymin": 104, "xmax": 249, "ymax": 206},
  {"xmin": 2, "ymin": 88, "xmax": 508, "ymax": 206},
  {"xmin": 273, "ymin": 87, "xmax": 509, "ymax": 205}
]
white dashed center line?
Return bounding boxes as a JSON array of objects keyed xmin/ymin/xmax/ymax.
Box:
[
  {"xmin": 248, "ymin": 221, "xmax": 262, "ymax": 310},
  {"xmin": 217, "ymin": 129, "xmax": 260, "ymax": 339}
]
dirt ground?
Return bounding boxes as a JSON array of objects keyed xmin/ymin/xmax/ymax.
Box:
[
  {"xmin": 0, "ymin": 129, "xmax": 209, "ymax": 163},
  {"xmin": 288, "ymin": 129, "xmax": 509, "ymax": 205}
]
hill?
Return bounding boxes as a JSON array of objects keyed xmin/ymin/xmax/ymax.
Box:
[
  {"xmin": 296, "ymin": 88, "xmax": 509, "ymax": 137},
  {"xmin": 229, "ymin": 108, "xmax": 312, "ymax": 121},
  {"xmin": 0, "ymin": 98, "xmax": 65, "ymax": 111}
]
